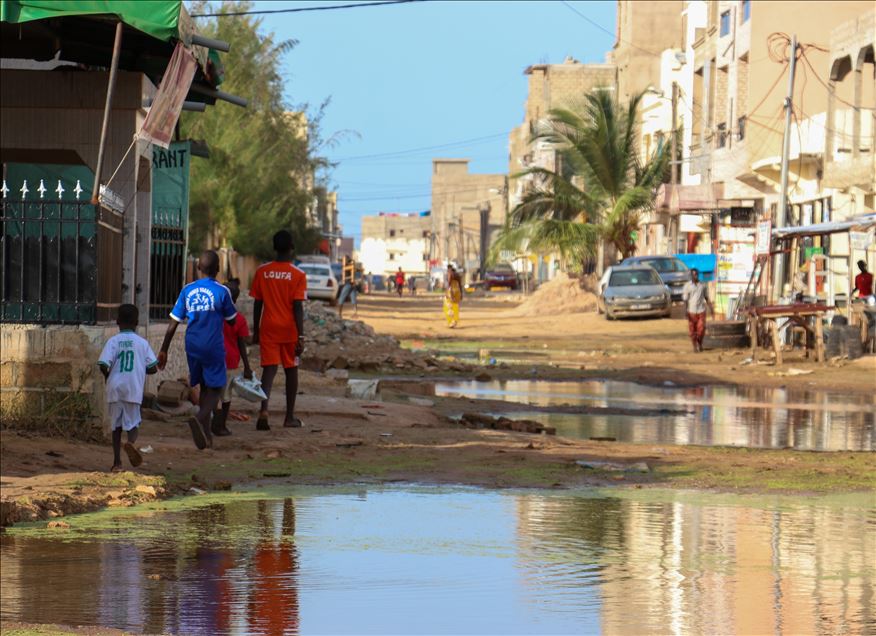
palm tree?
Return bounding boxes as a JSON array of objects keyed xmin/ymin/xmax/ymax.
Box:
[{"xmin": 493, "ymin": 89, "xmax": 667, "ymax": 267}]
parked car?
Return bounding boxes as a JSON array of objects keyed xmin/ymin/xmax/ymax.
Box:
[
  {"xmin": 298, "ymin": 262, "xmax": 338, "ymax": 304},
  {"xmin": 484, "ymin": 263, "xmax": 518, "ymax": 290},
  {"xmin": 597, "ymin": 265, "xmax": 671, "ymax": 320},
  {"xmin": 620, "ymin": 255, "xmax": 689, "ymax": 301}
]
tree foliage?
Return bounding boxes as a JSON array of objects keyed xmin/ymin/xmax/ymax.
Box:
[
  {"xmin": 493, "ymin": 89, "xmax": 667, "ymax": 266},
  {"xmin": 181, "ymin": 1, "xmax": 327, "ymax": 259}
]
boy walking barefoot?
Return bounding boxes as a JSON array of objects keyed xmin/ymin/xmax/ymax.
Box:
[
  {"xmin": 251, "ymin": 230, "xmax": 307, "ymax": 430},
  {"xmin": 98, "ymin": 304, "xmax": 158, "ymax": 472},
  {"xmin": 158, "ymin": 250, "xmax": 239, "ymax": 449},
  {"xmin": 211, "ymin": 278, "xmax": 253, "ymax": 436}
]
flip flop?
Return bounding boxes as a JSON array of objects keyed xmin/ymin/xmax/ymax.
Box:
[
  {"xmin": 123, "ymin": 442, "xmax": 143, "ymax": 467},
  {"xmin": 283, "ymin": 417, "xmax": 304, "ymax": 428},
  {"xmin": 188, "ymin": 416, "xmax": 208, "ymax": 450},
  {"xmin": 110, "ymin": 464, "xmax": 124, "ymax": 473}
]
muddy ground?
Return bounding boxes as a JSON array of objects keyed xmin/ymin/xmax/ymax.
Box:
[{"xmin": 2, "ymin": 293, "xmax": 874, "ymax": 528}]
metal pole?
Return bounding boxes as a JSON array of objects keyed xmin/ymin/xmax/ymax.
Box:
[
  {"xmin": 670, "ymin": 81, "xmax": 679, "ymax": 255},
  {"xmin": 773, "ymin": 34, "xmax": 798, "ymax": 301},
  {"xmin": 91, "ymin": 21, "xmax": 124, "ymax": 204},
  {"xmin": 479, "ymin": 203, "xmax": 490, "ymax": 281}
]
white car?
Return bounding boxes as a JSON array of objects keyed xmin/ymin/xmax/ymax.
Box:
[{"xmin": 299, "ymin": 262, "xmax": 338, "ymax": 304}]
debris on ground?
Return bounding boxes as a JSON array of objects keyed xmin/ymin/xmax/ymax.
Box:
[
  {"xmin": 576, "ymin": 459, "xmax": 650, "ymax": 473},
  {"xmin": 299, "ymin": 301, "xmax": 472, "ymax": 373},
  {"xmin": 459, "ymin": 413, "xmax": 557, "ymax": 435},
  {"xmin": 513, "ymin": 272, "xmax": 597, "ymax": 316}
]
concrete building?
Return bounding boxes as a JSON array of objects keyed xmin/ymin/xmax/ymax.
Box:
[
  {"xmin": 359, "ymin": 212, "xmax": 432, "ymax": 278},
  {"xmin": 655, "ymin": 0, "xmax": 874, "ymax": 310},
  {"xmin": 610, "ymin": 0, "xmax": 686, "ymax": 105},
  {"xmin": 507, "ymin": 58, "xmax": 616, "ymax": 212},
  {"xmin": 430, "ymin": 159, "xmax": 505, "ymax": 277}
]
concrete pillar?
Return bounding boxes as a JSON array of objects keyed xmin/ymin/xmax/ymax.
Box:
[
  {"xmin": 852, "ymin": 66, "xmax": 862, "ymax": 158},
  {"xmin": 825, "ymin": 78, "xmax": 837, "ymax": 162}
]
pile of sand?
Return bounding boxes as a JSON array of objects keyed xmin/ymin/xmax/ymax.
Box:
[{"xmin": 513, "ymin": 272, "xmax": 598, "ymax": 316}]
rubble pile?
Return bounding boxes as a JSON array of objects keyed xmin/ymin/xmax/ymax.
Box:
[
  {"xmin": 513, "ymin": 272, "xmax": 597, "ymax": 316},
  {"xmin": 300, "ymin": 301, "xmax": 472, "ymax": 373}
]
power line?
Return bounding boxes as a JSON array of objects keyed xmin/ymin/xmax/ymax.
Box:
[
  {"xmin": 560, "ymin": 0, "xmax": 658, "ymax": 58},
  {"xmin": 336, "ymin": 132, "xmax": 509, "ymax": 161},
  {"xmin": 192, "ymin": 0, "xmax": 422, "ymax": 18}
]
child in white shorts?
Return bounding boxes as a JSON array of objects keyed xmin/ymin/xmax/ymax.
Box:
[{"xmin": 98, "ymin": 304, "xmax": 158, "ymax": 472}]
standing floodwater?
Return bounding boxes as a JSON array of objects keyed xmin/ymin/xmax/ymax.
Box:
[
  {"xmin": 436, "ymin": 379, "xmax": 876, "ymax": 451},
  {"xmin": 2, "ymin": 486, "xmax": 874, "ymax": 634}
]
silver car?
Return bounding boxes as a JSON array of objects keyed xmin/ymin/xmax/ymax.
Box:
[
  {"xmin": 620, "ymin": 255, "xmax": 689, "ymax": 301},
  {"xmin": 597, "ymin": 265, "xmax": 671, "ymax": 320}
]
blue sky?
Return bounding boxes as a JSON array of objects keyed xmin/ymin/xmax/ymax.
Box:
[{"xmin": 253, "ymin": 0, "xmax": 616, "ymax": 242}]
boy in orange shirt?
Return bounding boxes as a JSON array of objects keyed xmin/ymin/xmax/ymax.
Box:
[{"xmin": 250, "ymin": 230, "xmax": 307, "ymax": 430}]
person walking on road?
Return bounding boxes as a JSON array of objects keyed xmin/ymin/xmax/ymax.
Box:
[
  {"xmin": 251, "ymin": 230, "xmax": 307, "ymax": 430},
  {"xmin": 337, "ymin": 275, "xmax": 359, "ymax": 319},
  {"xmin": 158, "ymin": 250, "xmax": 239, "ymax": 450},
  {"xmin": 682, "ymin": 268, "xmax": 713, "ymax": 353},
  {"xmin": 444, "ymin": 265, "xmax": 463, "ymax": 328},
  {"xmin": 395, "ymin": 268, "xmax": 406, "ymax": 297}
]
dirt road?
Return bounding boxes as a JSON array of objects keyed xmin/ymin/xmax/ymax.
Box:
[{"xmin": 355, "ymin": 292, "xmax": 876, "ymax": 393}]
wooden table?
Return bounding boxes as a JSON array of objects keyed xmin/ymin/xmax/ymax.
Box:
[{"xmin": 748, "ymin": 304, "xmax": 830, "ymax": 364}]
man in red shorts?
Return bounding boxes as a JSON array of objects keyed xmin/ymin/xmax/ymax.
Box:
[{"xmin": 251, "ymin": 230, "xmax": 307, "ymax": 430}]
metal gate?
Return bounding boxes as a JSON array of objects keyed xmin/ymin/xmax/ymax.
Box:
[
  {"xmin": 1, "ymin": 196, "xmax": 123, "ymax": 324},
  {"xmin": 149, "ymin": 207, "xmax": 186, "ymax": 320}
]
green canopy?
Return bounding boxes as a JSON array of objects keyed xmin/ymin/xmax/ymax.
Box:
[{"xmin": 0, "ymin": 0, "xmax": 182, "ymax": 42}]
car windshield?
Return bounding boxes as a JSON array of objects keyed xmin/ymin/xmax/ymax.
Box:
[
  {"xmin": 609, "ymin": 269, "xmax": 662, "ymax": 286},
  {"xmin": 637, "ymin": 258, "xmax": 688, "ymax": 273},
  {"xmin": 300, "ymin": 265, "xmax": 330, "ymax": 277},
  {"xmin": 492, "ymin": 264, "xmax": 514, "ymax": 273}
]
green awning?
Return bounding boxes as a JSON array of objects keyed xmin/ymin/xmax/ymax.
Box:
[{"xmin": 0, "ymin": 0, "xmax": 183, "ymax": 42}]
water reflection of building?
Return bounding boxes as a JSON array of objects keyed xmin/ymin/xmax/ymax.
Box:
[{"xmin": 512, "ymin": 493, "xmax": 875, "ymax": 634}]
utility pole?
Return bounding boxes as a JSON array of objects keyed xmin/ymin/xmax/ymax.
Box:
[
  {"xmin": 479, "ymin": 203, "xmax": 490, "ymax": 281},
  {"xmin": 773, "ymin": 34, "xmax": 798, "ymax": 301},
  {"xmin": 669, "ymin": 80, "xmax": 679, "ymax": 254}
]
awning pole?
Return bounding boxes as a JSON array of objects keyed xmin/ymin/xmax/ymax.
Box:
[{"xmin": 91, "ymin": 21, "xmax": 124, "ymax": 204}]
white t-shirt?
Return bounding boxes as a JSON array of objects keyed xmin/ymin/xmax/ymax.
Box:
[{"xmin": 98, "ymin": 331, "xmax": 158, "ymax": 404}]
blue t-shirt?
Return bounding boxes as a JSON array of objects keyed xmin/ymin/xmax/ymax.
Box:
[{"xmin": 170, "ymin": 278, "xmax": 237, "ymax": 361}]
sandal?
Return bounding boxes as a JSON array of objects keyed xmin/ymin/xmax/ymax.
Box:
[
  {"xmin": 123, "ymin": 442, "xmax": 143, "ymax": 467},
  {"xmin": 188, "ymin": 416, "xmax": 207, "ymax": 450}
]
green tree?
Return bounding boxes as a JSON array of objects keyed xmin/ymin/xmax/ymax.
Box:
[
  {"xmin": 493, "ymin": 89, "xmax": 667, "ymax": 267},
  {"xmin": 181, "ymin": 1, "xmax": 326, "ymax": 259}
]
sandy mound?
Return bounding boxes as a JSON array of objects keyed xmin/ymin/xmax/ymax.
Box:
[{"xmin": 513, "ymin": 272, "xmax": 597, "ymax": 316}]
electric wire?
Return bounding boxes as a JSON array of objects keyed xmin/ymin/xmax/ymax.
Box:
[{"xmin": 192, "ymin": 0, "xmax": 422, "ymax": 18}]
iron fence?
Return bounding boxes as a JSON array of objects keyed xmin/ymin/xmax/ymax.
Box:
[
  {"xmin": 1, "ymin": 198, "xmax": 123, "ymax": 324},
  {"xmin": 149, "ymin": 207, "xmax": 186, "ymax": 320}
]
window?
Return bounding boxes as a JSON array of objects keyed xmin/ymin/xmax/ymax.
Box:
[
  {"xmin": 737, "ymin": 116, "xmax": 746, "ymax": 141},
  {"xmin": 717, "ymin": 122, "xmax": 728, "ymax": 148},
  {"xmin": 389, "ymin": 253, "xmax": 395, "ymax": 261},
  {"xmin": 720, "ymin": 10, "xmax": 731, "ymax": 36},
  {"xmin": 741, "ymin": 0, "xmax": 750, "ymax": 23},
  {"xmin": 423, "ymin": 253, "xmax": 428, "ymax": 261},
  {"xmin": 389, "ymin": 229, "xmax": 396, "ymax": 237},
  {"xmin": 422, "ymin": 230, "xmax": 429, "ymax": 238}
]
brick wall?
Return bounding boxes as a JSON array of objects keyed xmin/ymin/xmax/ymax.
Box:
[{"xmin": 1, "ymin": 322, "xmax": 189, "ymax": 439}]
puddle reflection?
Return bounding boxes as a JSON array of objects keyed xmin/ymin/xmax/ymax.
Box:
[
  {"xmin": 2, "ymin": 487, "xmax": 874, "ymax": 635},
  {"xmin": 437, "ymin": 379, "xmax": 876, "ymax": 451}
]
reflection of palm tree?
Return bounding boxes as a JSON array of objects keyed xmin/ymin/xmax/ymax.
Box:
[
  {"xmin": 493, "ymin": 89, "xmax": 667, "ymax": 267},
  {"xmin": 248, "ymin": 499, "xmax": 300, "ymax": 635}
]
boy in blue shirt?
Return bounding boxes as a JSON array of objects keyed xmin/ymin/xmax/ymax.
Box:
[{"xmin": 158, "ymin": 250, "xmax": 238, "ymax": 450}]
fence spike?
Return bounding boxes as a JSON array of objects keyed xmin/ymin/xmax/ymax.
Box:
[
  {"xmin": 0, "ymin": 180, "xmax": 8, "ymax": 199},
  {"xmin": 74, "ymin": 180, "xmax": 83, "ymax": 200},
  {"xmin": 55, "ymin": 180, "xmax": 65, "ymax": 199},
  {"xmin": 20, "ymin": 180, "xmax": 29, "ymax": 199},
  {"xmin": 37, "ymin": 179, "xmax": 47, "ymax": 199}
]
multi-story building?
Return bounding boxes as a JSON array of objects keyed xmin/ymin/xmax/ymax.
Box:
[
  {"xmin": 610, "ymin": 0, "xmax": 686, "ymax": 105},
  {"xmin": 359, "ymin": 212, "xmax": 432, "ymax": 278},
  {"xmin": 430, "ymin": 159, "xmax": 505, "ymax": 277},
  {"xmin": 658, "ymin": 0, "xmax": 874, "ymax": 310},
  {"xmin": 507, "ymin": 58, "xmax": 616, "ymax": 212}
]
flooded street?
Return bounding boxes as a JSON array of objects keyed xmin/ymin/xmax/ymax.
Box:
[
  {"xmin": 436, "ymin": 380, "xmax": 876, "ymax": 451},
  {"xmin": 2, "ymin": 486, "xmax": 874, "ymax": 635}
]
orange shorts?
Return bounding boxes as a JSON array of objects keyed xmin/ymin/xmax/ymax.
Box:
[{"xmin": 259, "ymin": 341, "xmax": 299, "ymax": 369}]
